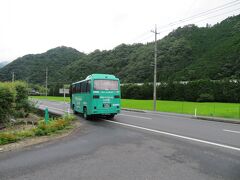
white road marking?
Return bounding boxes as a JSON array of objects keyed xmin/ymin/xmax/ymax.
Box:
[
  {"xmin": 118, "ymin": 114, "xmax": 152, "ymax": 120},
  {"xmin": 37, "ymin": 103, "xmax": 240, "ymax": 152},
  {"xmin": 105, "ymin": 120, "xmax": 240, "ymax": 152},
  {"xmin": 223, "ymin": 129, "xmax": 240, "ymax": 134}
]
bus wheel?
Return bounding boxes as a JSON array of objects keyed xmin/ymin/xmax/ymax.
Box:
[
  {"xmin": 106, "ymin": 114, "xmax": 115, "ymax": 120},
  {"xmin": 83, "ymin": 107, "xmax": 90, "ymax": 120},
  {"xmin": 73, "ymin": 105, "xmax": 77, "ymax": 114}
]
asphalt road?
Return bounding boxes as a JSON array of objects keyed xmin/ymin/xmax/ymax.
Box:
[{"xmin": 0, "ymin": 100, "xmax": 239, "ymax": 180}]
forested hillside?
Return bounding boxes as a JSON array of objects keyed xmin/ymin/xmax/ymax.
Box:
[
  {"xmin": 0, "ymin": 15, "xmax": 239, "ymax": 85},
  {"xmin": 0, "ymin": 61, "xmax": 8, "ymax": 69},
  {"xmin": 0, "ymin": 47, "xmax": 85, "ymax": 84}
]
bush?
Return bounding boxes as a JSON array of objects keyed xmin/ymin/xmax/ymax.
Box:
[
  {"xmin": 34, "ymin": 128, "xmax": 47, "ymax": 136},
  {"xmin": 121, "ymin": 79, "xmax": 240, "ymax": 103},
  {"xmin": 0, "ymin": 81, "xmax": 32, "ymax": 124},
  {"xmin": 0, "ymin": 133, "xmax": 18, "ymax": 145},
  {"xmin": 34, "ymin": 116, "xmax": 75, "ymax": 136},
  {"xmin": 16, "ymin": 130, "xmax": 35, "ymax": 138},
  {"xmin": 0, "ymin": 82, "xmax": 16, "ymax": 123},
  {"xmin": 121, "ymin": 83, "xmax": 152, "ymax": 99},
  {"xmin": 14, "ymin": 81, "xmax": 31, "ymax": 118},
  {"xmin": 197, "ymin": 93, "xmax": 215, "ymax": 102},
  {"xmin": 0, "ymin": 115, "xmax": 76, "ymax": 145}
]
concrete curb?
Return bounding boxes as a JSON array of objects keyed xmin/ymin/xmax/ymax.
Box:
[
  {"xmin": 122, "ymin": 108, "xmax": 240, "ymax": 124},
  {"xmin": 194, "ymin": 116, "xmax": 240, "ymax": 124},
  {"xmin": 122, "ymin": 108, "xmax": 146, "ymax": 113}
]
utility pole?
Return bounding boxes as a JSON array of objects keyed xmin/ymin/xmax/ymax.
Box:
[
  {"xmin": 12, "ymin": 72, "xmax": 15, "ymax": 82},
  {"xmin": 45, "ymin": 67, "xmax": 48, "ymax": 96},
  {"xmin": 151, "ymin": 25, "xmax": 160, "ymax": 111}
]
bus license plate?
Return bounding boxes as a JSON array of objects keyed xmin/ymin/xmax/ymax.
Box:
[{"xmin": 103, "ymin": 103, "xmax": 110, "ymax": 108}]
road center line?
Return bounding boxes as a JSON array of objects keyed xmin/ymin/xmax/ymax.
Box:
[
  {"xmin": 223, "ymin": 129, "xmax": 240, "ymax": 134},
  {"xmin": 118, "ymin": 114, "xmax": 152, "ymax": 120},
  {"xmin": 105, "ymin": 120, "xmax": 240, "ymax": 152}
]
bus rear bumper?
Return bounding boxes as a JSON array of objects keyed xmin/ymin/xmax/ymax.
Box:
[{"xmin": 91, "ymin": 109, "xmax": 120, "ymax": 115}]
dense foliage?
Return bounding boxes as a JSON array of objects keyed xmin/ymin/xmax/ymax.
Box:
[
  {"xmin": 0, "ymin": 61, "xmax": 8, "ymax": 69},
  {"xmin": 0, "ymin": 81, "xmax": 31, "ymax": 124},
  {"xmin": 0, "ymin": 47, "xmax": 85, "ymax": 84},
  {"xmin": 121, "ymin": 80, "xmax": 240, "ymax": 103}
]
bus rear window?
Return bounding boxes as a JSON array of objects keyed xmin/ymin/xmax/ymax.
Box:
[{"xmin": 94, "ymin": 80, "xmax": 118, "ymax": 90}]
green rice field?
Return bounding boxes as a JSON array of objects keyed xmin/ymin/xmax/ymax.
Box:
[{"xmin": 30, "ymin": 96, "xmax": 240, "ymax": 120}]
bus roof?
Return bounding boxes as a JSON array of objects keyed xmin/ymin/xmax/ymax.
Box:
[
  {"xmin": 86, "ymin": 74, "xmax": 117, "ymax": 79},
  {"xmin": 72, "ymin": 74, "xmax": 119, "ymax": 85}
]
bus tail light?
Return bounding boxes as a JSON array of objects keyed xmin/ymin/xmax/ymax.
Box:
[{"xmin": 114, "ymin": 95, "xmax": 120, "ymax": 98}]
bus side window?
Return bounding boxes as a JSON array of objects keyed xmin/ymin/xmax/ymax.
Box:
[
  {"xmin": 76, "ymin": 84, "xmax": 79, "ymax": 93},
  {"xmin": 86, "ymin": 80, "xmax": 91, "ymax": 93},
  {"xmin": 80, "ymin": 82, "xmax": 83, "ymax": 93},
  {"xmin": 70, "ymin": 85, "xmax": 72, "ymax": 97},
  {"xmin": 77, "ymin": 83, "xmax": 81, "ymax": 93},
  {"xmin": 72, "ymin": 85, "xmax": 76, "ymax": 94},
  {"xmin": 82, "ymin": 81, "xmax": 86, "ymax": 93}
]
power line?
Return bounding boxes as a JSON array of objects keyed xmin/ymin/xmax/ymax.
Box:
[
  {"xmin": 160, "ymin": 7, "xmax": 240, "ymax": 32},
  {"xmin": 157, "ymin": 0, "xmax": 240, "ymax": 30},
  {"xmin": 132, "ymin": 0, "xmax": 240, "ymax": 43},
  {"xmin": 186, "ymin": 7, "xmax": 240, "ymax": 25},
  {"xmin": 141, "ymin": 7, "xmax": 240, "ymax": 43}
]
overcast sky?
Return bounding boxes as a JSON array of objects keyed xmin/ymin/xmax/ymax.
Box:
[{"xmin": 0, "ymin": 0, "xmax": 239, "ymax": 62}]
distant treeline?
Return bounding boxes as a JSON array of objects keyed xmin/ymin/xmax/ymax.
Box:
[{"xmin": 121, "ymin": 79, "xmax": 240, "ymax": 103}]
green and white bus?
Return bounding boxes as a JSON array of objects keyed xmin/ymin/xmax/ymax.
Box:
[{"xmin": 70, "ymin": 74, "xmax": 121, "ymax": 119}]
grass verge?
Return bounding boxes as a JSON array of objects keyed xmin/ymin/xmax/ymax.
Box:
[{"xmin": 122, "ymin": 99, "xmax": 240, "ymax": 120}]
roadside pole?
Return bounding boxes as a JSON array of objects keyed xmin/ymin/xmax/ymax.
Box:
[
  {"xmin": 64, "ymin": 88, "xmax": 66, "ymax": 104},
  {"xmin": 151, "ymin": 25, "xmax": 160, "ymax": 111},
  {"xmin": 239, "ymin": 103, "xmax": 240, "ymax": 119},
  {"xmin": 44, "ymin": 107, "xmax": 49, "ymax": 124},
  {"xmin": 45, "ymin": 67, "xmax": 48, "ymax": 96},
  {"xmin": 59, "ymin": 87, "xmax": 69, "ymax": 115}
]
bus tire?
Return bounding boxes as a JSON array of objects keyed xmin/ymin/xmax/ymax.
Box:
[
  {"xmin": 73, "ymin": 105, "xmax": 77, "ymax": 114},
  {"xmin": 83, "ymin": 107, "xmax": 90, "ymax": 120},
  {"xmin": 106, "ymin": 114, "xmax": 115, "ymax": 120}
]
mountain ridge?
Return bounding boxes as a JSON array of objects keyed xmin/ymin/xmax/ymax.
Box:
[{"xmin": 0, "ymin": 15, "xmax": 239, "ymax": 86}]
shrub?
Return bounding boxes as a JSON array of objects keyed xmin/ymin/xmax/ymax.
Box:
[
  {"xmin": 63, "ymin": 114, "xmax": 76, "ymax": 122},
  {"xmin": 34, "ymin": 128, "xmax": 47, "ymax": 136},
  {"xmin": 0, "ymin": 133, "xmax": 18, "ymax": 145},
  {"xmin": 16, "ymin": 130, "xmax": 35, "ymax": 138},
  {"xmin": 121, "ymin": 79, "xmax": 240, "ymax": 103},
  {"xmin": 34, "ymin": 116, "xmax": 74, "ymax": 136},
  {"xmin": 14, "ymin": 81, "xmax": 31, "ymax": 118},
  {"xmin": 0, "ymin": 82, "xmax": 16, "ymax": 123},
  {"xmin": 197, "ymin": 93, "xmax": 215, "ymax": 102},
  {"xmin": 0, "ymin": 81, "xmax": 32, "ymax": 123}
]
